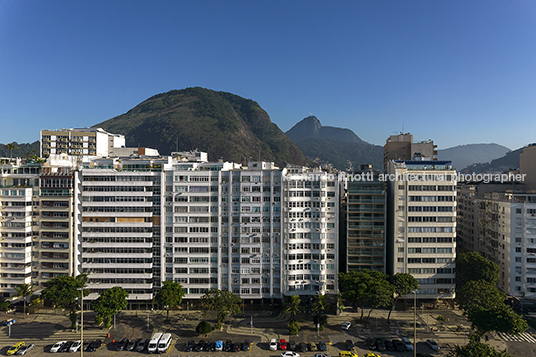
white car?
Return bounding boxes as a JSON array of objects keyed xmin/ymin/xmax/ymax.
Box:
[
  {"xmin": 69, "ymin": 341, "xmax": 81, "ymax": 353},
  {"xmin": 401, "ymin": 337, "xmax": 414, "ymax": 351},
  {"xmin": 50, "ymin": 341, "xmax": 66, "ymax": 353},
  {"xmin": 270, "ymin": 339, "xmax": 278, "ymax": 351},
  {"xmin": 426, "ymin": 339, "xmax": 439, "ymax": 351},
  {"xmin": 341, "ymin": 321, "xmax": 351, "ymax": 330},
  {"xmin": 281, "ymin": 352, "xmax": 300, "ymax": 357}
]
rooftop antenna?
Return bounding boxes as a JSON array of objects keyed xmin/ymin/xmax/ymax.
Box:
[{"xmin": 402, "ymin": 121, "xmax": 404, "ymax": 133}]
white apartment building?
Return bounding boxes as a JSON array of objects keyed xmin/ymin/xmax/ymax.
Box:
[
  {"xmin": 41, "ymin": 128, "xmax": 125, "ymax": 159},
  {"xmin": 76, "ymin": 156, "xmax": 164, "ymax": 302},
  {"xmin": 283, "ymin": 166, "xmax": 339, "ymax": 301},
  {"xmin": 0, "ymin": 162, "xmax": 39, "ymax": 298},
  {"xmin": 386, "ymin": 159, "xmax": 457, "ymax": 304}
]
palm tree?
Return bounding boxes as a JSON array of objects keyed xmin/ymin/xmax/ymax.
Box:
[
  {"xmin": 15, "ymin": 283, "xmax": 32, "ymax": 317},
  {"xmin": 284, "ymin": 295, "xmax": 302, "ymax": 318},
  {"xmin": 6, "ymin": 143, "xmax": 18, "ymax": 160}
]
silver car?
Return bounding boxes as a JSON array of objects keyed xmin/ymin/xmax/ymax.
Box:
[{"xmin": 16, "ymin": 344, "xmax": 35, "ymax": 356}]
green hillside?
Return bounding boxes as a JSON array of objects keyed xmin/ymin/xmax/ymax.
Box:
[
  {"xmin": 0, "ymin": 141, "xmax": 40, "ymax": 160},
  {"xmin": 93, "ymin": 87, "xmax": 310, "ymax": 166}
]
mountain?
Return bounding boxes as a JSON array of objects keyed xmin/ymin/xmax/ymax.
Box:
[
  {"xmin": 286, "ymin": 116, "xmax": 383, "ymax": 170},
  {"xmin": 286, "ymin": 116, "xmax": 364, "ymax": 143},
  {"xmin": 93, "ymin": 87, "xmax": 310, "ymax": 167},
  {"xmin": 0, "ymin": 141, "xmax": 40, "ymax": 159},
  {"xmin": 437, "ymin": 144, "xmax": 511, "ymax": 170},
  {"xmin": 461, "ymin": 148, "xmax": 522, "ymax": 174}
]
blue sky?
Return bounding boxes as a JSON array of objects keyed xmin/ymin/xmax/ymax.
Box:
[{"xmin": 1, "ymin": 0, "xmax": 535, "ymax": 150}]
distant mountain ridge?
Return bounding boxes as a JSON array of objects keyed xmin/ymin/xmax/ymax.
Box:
[
  {"xmin": 437, "ymin": 143, "xmax": 511, "ymax": 171},
  {"xmin": 93, "ymin": 87, "xmax": 310, "ymax": 167},
  {"xmin": 286, "ymin": 116, "xmax": 383, "ymax": 170},
  {"xmin": 460, "ymin": 147, "xmax": 522, "ymax": 174},
  {"xmin": 286, "ymin": 116, "xmax": 364, "ymax": 143}
]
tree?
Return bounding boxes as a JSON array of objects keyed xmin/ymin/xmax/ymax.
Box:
[
  {"xmin": 312, "ymin": 294, "xmax": 329, "ymax": 330},
  {"xmin": 288, "ymin": 319, "xmax": 300, "ymax": 335},
  {"xmin": 41, "ymin": 274, "xmax": 88, "ymax": 329},
  {"xmin": 6, "ymin": 143, "xmax": 18, "ymax": 160},
  {"xmin": 387, "ymin": 273, "xmax": 419, "ymax": 324},
  {"xmin": 339, "ymin": 270, "xmax": 394, "ymax": 324},
  {"xmin": 92, "ymin": 286, "xmax": 129, "ymax": 328},
  {"xmin": 457, "ymin": 252, "xmax": 500, "ymax": 285},
  {"xmin": 196, "ymin": 320, "xmax": 212, "ymax": 335},
  {"xmin": 200, "ymin": 289, "xmax": 242, "ymax": 325},
  {"xmin": 15, "ymin": 283, "xmax": 32, "ymax": 317},
  {"xmin": 284, "ymin": 295, "xmax": 302, "ymax": 318},
  {"xmin": 456, "ymin": 280, "xmax": 527, "ymax": 339},
  {"xmin": 447, "ymin": 335, "xmax": 514, "ymax": 357},
  {"xmin": 154, "ymin": 280, "xmax": 185, "ymax": 319}
]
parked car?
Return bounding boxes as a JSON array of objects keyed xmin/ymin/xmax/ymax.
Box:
[
  {"xmin": 385, "ymin": 340, "xmax": 394, "ymax": 351},
  {"xmin": 184, "ymin": 340, "xmax": 194, "ymax": 352},
  {"xmin": 308, "ymin": 342, "xmax": 318, "ymax": 351},
  {"xmin": 136, "ymin": 338, "xmax": 148, "ymax": 352},
  {"xmin": 288, "ymin": 340, "xmax": 297, "ymax": 351},
  {"xmin": 16, "ymin": 344, "xmax": 34, "ymax": 356},
  {"xmin": 116, "ymin": 338, "xmax": 129, "ymax": 351},
  {"xmin": 7, "ymin": 342, "xmax": 24, "ymax": 356},
  {"xmin": 280, "ymin": 352, "xmax": 300, "ymax": 357},
  {"xmin": 401, "ymin": 337, "xmax": 414, "ymax": 351},
  {"xmin": 341, "ymin": 321, "xmax": 351, "ymax": 330},
  {"xmin": 224, "ymin": 340, "xmax": 232, "ymax": 352},
  {"xmin": 69, "ymin": 341, "xmax": 81, "ymax": 353},
  {"xmin": 374, "ymin": 338, "xmax": 386, "ymax": 352},
  {"xmin": 338, "ymin": 352, "xmax": 358, "ymax": 357},
  {"xmin": 87, "ymin": 340, "xmax": 102, "ymax": 352},
  {"xmin": 426, "ymin": 339, "xmax": 440, "ymax": 351},
  {"xmin": 279, "ymin": 339, "xmax": 287, "ymax": 350},
  {"xmin": 215, "ymin": 341, "xmax": 223, "ymax": 351},
  {"xmin": 298, "ymin": 343, "xmax": 308, "ymax": 352},
  {"xmin": 50, "ymin": 342, "xmax": 66, "ymax": 354},
  {"xmin": 125, "ymin": 339, "xmax": 137, "ymax": 351},
  {"xmin": 242, "ymin": 340, "xmax": 250, "ymax": 351},
  {"xmin": 270, "ymin": 339, "xmax": 278, "ymax": 351},
  {"xmin": 58, "ymin": 342, "xmax": 73, "ymax": 353},
  {"xmin": 364, "ymin": 338, "xmax": 375, "ymax": 350},
  {"xmin": 82, "ymin": 341, "xmax": 90, "ymax": 351},
  {"xmin": 392, "ymin": 340, "xmax": 405, "ymax": 352},
  {"xmin": 194, "ymin": 341, "xmax": 205, "ymax": 352},
  {"xmin": 231, "ymin": 342, "xmax": 241, "ymax": 352},
  {"xmin": 204, "ymin": 341, "xmax": 215, "ymax": 352},
  {"xmin": 318, "ymin": 341, "xmax": 327, "ymax": 351},
  {"xmin": 345, "ymin": 340, "xmax": 354, "ymax": 351}
]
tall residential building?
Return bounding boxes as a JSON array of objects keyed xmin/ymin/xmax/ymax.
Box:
[
  {"xmin": 386, "ymin": 159, "xmax": 457, "ymax": 304},
  {"xmin": 456, "ymin": 183, "xmax": 536, "ymax": 298},
  {"xmin": 344, "ymin": 165, "xmax": 386, "ymax": 273},
  {"xmin": 76, "ymin": 156, "xmax": 164, "ymax": 302},
  {"xmin": 384, "ymin": 133, "xmax": 437, "ymax": 167},
  {"xmin": 520, "ymin": 144, "xmax": 536, "ymax": 192},
  {"xmin": 40, "ymin": 128, "xmax": 125, "ymax": 158},
  {"xmin": 0, "ymin": 160, "xmax": 40, "ymax": 298},
  {"xmin": 283, "ymin": 166, "xmax": 339, "ymax": 301}
]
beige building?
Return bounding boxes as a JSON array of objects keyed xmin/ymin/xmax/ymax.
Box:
[
  {"xmin": 520, "ymin": 144, "xmax": 536, "ymax": 192},
  {"xmin": 384, "ymin": 133, "xmax": 437, "ymax": 168},
  {"xmin": 40, "ymin": 128, "xmax": 125, "ymax": 159}
]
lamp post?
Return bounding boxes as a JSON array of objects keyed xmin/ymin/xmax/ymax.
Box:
[
  {"xmin": 413, "ymin": 290, "xmax": 417, "ymax": 357},
  {"xmin": 77, "ymin": 288, "xmax": 84, "ymax": 357}
]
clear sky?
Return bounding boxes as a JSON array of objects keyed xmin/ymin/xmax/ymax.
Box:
[{"xmin": 1, "ymin": 0, "xmax": 535, "ymax": 150}]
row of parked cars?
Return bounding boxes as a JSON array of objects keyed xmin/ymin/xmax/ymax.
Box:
[
  {"xmin": 7, "ymin": 342, "xmax": 34, "ymax": 356},
  {"xmin": 270, "ymin": 339, "xmax": 328, "ymax": 353},
  {"xmin": 50, "ymin": 340, "xmax": 103, "ymax": 353},
  {"xmin": 184, "ymin": 339, "xmax": 250, "ymax": 352}
]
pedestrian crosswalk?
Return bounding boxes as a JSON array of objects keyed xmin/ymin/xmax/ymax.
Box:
[{"xmin": 497, "ymin": 331, "xmax": 536, "ymax": 343}]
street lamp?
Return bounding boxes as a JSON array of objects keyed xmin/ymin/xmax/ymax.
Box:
[
  {"xmin": 412, "ymin": 290, "xmax": 417, "ymax": 357},
  {"xmin": 77, "ymin": 288, "xmax": 85, "ymax": 357}
]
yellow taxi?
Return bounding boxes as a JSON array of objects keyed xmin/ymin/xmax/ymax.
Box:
[
  {"xmin": 362, "ymin": 352, "xmax": 381, "ymax": 357},
  {"xmin": 7, "ymin": 341, "xmax": 25, "ymax": 355},
  {"xmin": 338, "ymin": 351, "xmax": 358, "ymax": 357}
]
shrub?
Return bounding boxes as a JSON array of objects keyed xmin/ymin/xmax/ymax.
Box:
[
  {"xmin": 94, "ymin": 315, "xmax": 103, "ymax": 325},
  {"xmin": 436, "ymin": 315, "xmax": 446, "ymax": 322},
  {"xmin": 288, "ymin": 320, "xmax": 300, "ymax": 335},
  {"xmin": 196, "ymin": 320, "xmax": 212, "ymax": 335}
]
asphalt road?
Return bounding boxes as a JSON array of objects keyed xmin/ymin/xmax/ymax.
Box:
[{"xmin": 0, "ymin": 307, "xmax": 533, "ymax": 357}]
